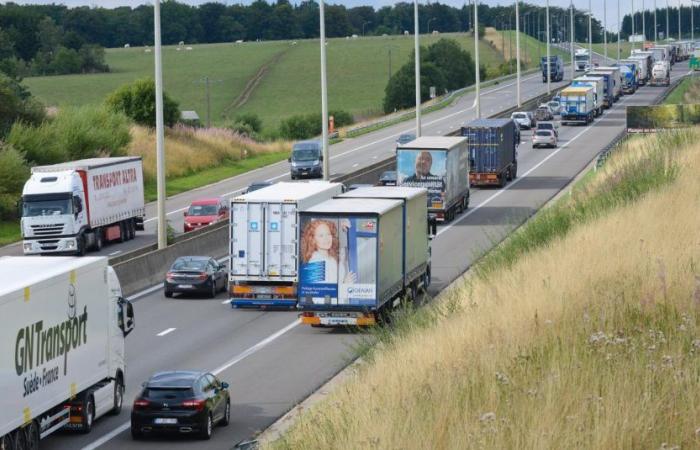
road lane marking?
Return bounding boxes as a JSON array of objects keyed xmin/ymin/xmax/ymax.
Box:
[
  {"xmin": 156, "ymin": 327, "xmax": 176, "ymax": 337},
  {"xmin": 80, "ymin": 319, "xmax": 300, "ymax": 450},
  {"xmin": 222, "ymin": 299, "xmax": 231, "ymax": 304},
  {"xmin": 108, "ymin": 251, "xmax": 121, "ymax": 256}
]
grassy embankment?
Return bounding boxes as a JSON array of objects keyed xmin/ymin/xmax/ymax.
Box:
[
  {"xmin": 489, "ymin": 29, "xmax": 570, "ymax": 70},
  {"xmin": 23, "ymin": 34, "xmax": 503, "ymax": 132},
  {"xmin": 664, "ymin": 75, "xmax": 700, "ymax": 104},
  {"xmin": 268, "ymin": 129, "xmax": 700, "ymax": 449}
]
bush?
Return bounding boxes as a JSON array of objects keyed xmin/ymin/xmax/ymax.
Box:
[
  {"xmin": 0, "ymin": 74, "xmax": 45, "ymax": 138},
  {"xmin": 233, "ymin": 113, "xmax": 262, "ymax": 133},
  {"xmin": 0, "ymin": 144, "xmax": 29, "ymax": 220},
  {"xmin": 278, "ymin": 110, "xmax": 354, "ymax": 140},
  {"xmin": 7, "ymin": 106, "xmax": 131, "ymax": 165},
  {"xmin": 106, "ymin": 78, "xmax": 180, "ymax": 128}
]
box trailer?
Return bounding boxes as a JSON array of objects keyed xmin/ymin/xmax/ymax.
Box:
[
  {"xmin": 461, "ymin": 118, "xmax": 518, "ymax": 188},
  {"xmin": 620, "ymin": 58, "xmax": 646, "ymax": 85},
  {"xmin": 298, "ymin": 198, "xmax": 427, "ymax": 327},
  {"xmin": 337, "ymin": 186, "xmax": 431, "ymax": 295},
  {"xmin": 650, "ymin": 61, "xmax": 671, "ymax": 86},
  {"xmin": 594, "ymin": 66, "xmax": 622, "ymax": 100},
  {"xmin": 616, "ymin": 64, "xmax": 637, "ymax": 94},
  {"xmin": 0, "ymin": 256, "xmax": 134, "ymax": 449},
  {"xmin": 397, "ymin": 136, "xmax": 470, "ymax": 223},
  {"xmin": 560, "ymin": 86, "xmax": 596, "ymax": 125},
  {"xmin": 586, "ymin": 70, "xmax": 617, "ymax": 106},
  {"xmin": 541, "ymin": 55, "xmax": 564, "ymax": 82},
  {"xmin": 629, "ymin": 53, "xmax": 653, "ymax": 82},
  {"xmin": 21, "ymin": 157, "xmax": 145, "ymax": 256},
  {"xmin": 229, "ymin": 181, "xmax": 344, "ymax": 308},
  {"xmin": 572, "ymin": 76, "xmax": 605, "ymax": 116}
]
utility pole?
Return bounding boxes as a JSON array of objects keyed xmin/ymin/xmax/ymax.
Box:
[
  {"xmin": 194, "ymin": 76, "xmax": 222, "ymax": 128},
  {"xmin": 414, "ymin": 0, "xmax": 421, "ymax": 136},
  {"xmin": 589, "ymin": 0, "xmax": 593, "ymax": 66},
  {"xmin": 617, "ymin": 0, "xmax": 620, "ymax": 61},
  {"xmin": 632, "ymin": 0, "xmax": 636, "ymax": 50},
  {"xmin": 604, "ymin": 0, "xmax": 608, "ymax": 60},
  {"xmin": 546, "ymin": 0, "xmax": 551, "ymax": 94},
  {"xmin": 654, "ymin": 0, "xmax": 658, "ymax": 43},
  {"xmin": 154, "ymin": 0, "xmax": 166, "ymax": 250},
  {"xmin": 643, "ymin": 0, "xmax": 646, "ymax": 41},
  {"xmin": 319, "ymin": 0, "xmax": 330, "ymax": 180},
  {"xmin": 515, "ymin": 0, "xmax": 521, "ymax": 106},
  {"xmin": 570, "ymin": 1, "xmax": 575, "ymax": 79},
  {"xmin": 475, "ymin": 0, "xmax": 481, "ymax": 118}
]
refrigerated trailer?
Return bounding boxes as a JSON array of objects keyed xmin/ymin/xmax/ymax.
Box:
[
  {"xmin": 21, "ymin": 157, "xmax": 145, "ymax": 256},
  {"xmin": 298, "ymin": 197, "xmax": 430, "ymax": 327},
  {"xmin": 571, "ymin": 76, "xmax": 605, "ymax": 116},
  {"xmin": 461, "ymin": 118, "xmax": 518, "ymax": 188},
  {"xmin": 0, "ymin": 257, "xmax": 134, "ymax": 449},
  {"xmin": 229, "ymin": 181, "xmax": 344, "ymax": 308}
]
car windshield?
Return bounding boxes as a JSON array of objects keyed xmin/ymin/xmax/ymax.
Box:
[
  {"xmin": 22, "ymin": 198, "xmax": 72, "ymax": 216},
  {"xmin": 539, "ymin": 123, "xmax": 553, "ymax": 129},
  {"xmin": 292, "ymin": 148, "xmax": 319, "ymax": 161},
  {"xmin": 247, "ymin": 183, "xmax": 271, "ymax": 193},
  {"xmin": 380, "ymin": 171, "xmax": 396, "ymax": 180},
  {"xmin": 548, "ymin": 102, "xmax": 559, "ymax": 108},
  {"xmin": 143, "ymin": 388, "xmax": 194, "ymax": 400},
  {"xmin": 188, "ymin": 204, "xmax": 218, "ymax": 216},
  {"xmin": 512, "ymin": 113, "xmax": 527, "ymax": 118},
  {"xmin": 171, "ymin": 259, "xmax": 208, "ymax": 271},
  {"xmin": 536, "ymin": 131, "xmax": 552, "ymax": 136}
]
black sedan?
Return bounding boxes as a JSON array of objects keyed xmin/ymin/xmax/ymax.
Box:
[
  {"xmin": 164, "ymin": 256, "xmax": 227, "ymax": 298},
  {"xmin": 131, "ymin": 371, "xmax": 230, "ymax": 440}
]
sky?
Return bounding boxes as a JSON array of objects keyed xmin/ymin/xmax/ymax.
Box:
[{"xmin": 2, "ymin": 0, "xmax": 693, "ymax": 30}]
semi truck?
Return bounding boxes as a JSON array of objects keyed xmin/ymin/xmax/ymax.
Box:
[
  {"xmin": 575, "ymin": 48, "xmax": 590, "ymax": 71},
  {"xmin": 461, "ymin": 118, "xmax": 518, "ymax": 188},
  {"xmin": 298, "ymin": 194, "xmax": 430, "ymax": 327},
  {"xmin": 594, "ymin": 66, "xmax": 622, "ymax": 100},
  {"xmin": 21, "ymin": 157, "xmax": 145, "ymax": 256},
  {"xmin": 648, "ymin": 47, "xmax": 670, "ymax": 68},
  {"xmin": 560, "ymin": 86, "xmax": 596, "ymax": 125},
  {"xmin": 621, "ymin": 58, "xmax": 647, "ymax": 85},
  {"xmin": 691, "ymin": 49, "xmax": 700, "ymax": 71},
  {"xmin": 617, "ymin": 64, "xmax": 637, "ymax": 94},
  {"xmin": 228, "ymin": 181, "xmax": 344, "ymax": 308},
  {"xmin": 396, "ymin": 137, "xmax": 469, "ymax": 223},
  {"xmin": 0, "ymin": 256, "xmax": 135, "ymax": 449},
  {"xmin": 629, "ymin": 52, "xmax": 654, "ymax": 82},
  {"xmin": 571, "ymin": 76, "xmax": 605, "ymax": 116},
  {"xmin": 650, "ymin": 61, "xmax": 671, "ymax": 86},
  {"xmin": 586, "ymin": 69, "xmax": 618, "ymax": 106},
  {"xmin": 541, "ymin": 55, "xmax": 564, "ymax": 82}
]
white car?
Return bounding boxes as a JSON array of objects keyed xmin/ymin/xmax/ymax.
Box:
[
  {"xmin": 547, "ymin": 101, "xmax": 562, "ymax": 116},
  {"xmin": 511, "ymin": 111, "xmax": 534, "ymax": 129},
  {"xmin": 533, "ymin": 129, "xmax": 557, "ymax": 148}
]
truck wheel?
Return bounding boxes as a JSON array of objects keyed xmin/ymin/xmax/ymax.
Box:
[
  {"xmin": 127, "ymin": 219, "xmax": 136, "ymax": 240},
  {"xmin": 110, "ymin": 379, "xmax": 124, "ymax": 415},
  {"xmin": 19, "ymin": 422, "xmax": 38, "ymax": 450},
  {"xmin": 77, "ymin": 235, "xmax": 87, "ymax": 256},
  {"xmin": 80, "ymin": 394, "xmax": 95, "ymax": 434},
  {"xmin": 117, "ymin": 222, "xmax": 126, "ymax": 243},
  {"xmin": 1, "ymin": 431, "xmax": 17, "ymax": 450},
  {"xmin": 93, "ymin": 229, "xmax": 103, "ymax": 251}
]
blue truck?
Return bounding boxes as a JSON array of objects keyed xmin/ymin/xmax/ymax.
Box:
[
  {"xmin": 616, "ymin": 64, "xmax": 637, "ymax": 94},
  {"xmin": 541, "ymin": 55, "xmax": 564, "ymax": 82},
  {"xmin": 461, "ymin": 118, "xmax": 518, "ymax": 188},
  {"xmin": 585, "ymin": 70, "xmax": 616, "ymax": 108}
]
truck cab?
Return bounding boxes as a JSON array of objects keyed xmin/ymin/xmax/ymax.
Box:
[
  {"xmin": 21, "ymin": 170, "xmax": 87, "ymax": 255},
  {"xmin": 289, "ymin": 140, "xmax": 323, "ymax": 180}
]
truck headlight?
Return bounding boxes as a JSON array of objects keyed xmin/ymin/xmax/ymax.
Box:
[
  {"xmin": 66, "ymin": 240, "xmax": 75, "ymax": 249},
  {"xmin": 23, "ymin": 243, "xmax": 32, "ymax": 252}
]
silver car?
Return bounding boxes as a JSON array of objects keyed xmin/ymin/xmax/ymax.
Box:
[
  {"xmin": 511, "ymin": 111, "xmax": 534, "ymax": 129},
  {"xmin": 532, "ymin": 129, "xmax": 557, "ymax": 148}
]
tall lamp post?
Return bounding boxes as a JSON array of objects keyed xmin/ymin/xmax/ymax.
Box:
[
  {"xmin": 154, "ymin": 0, "xmax": 166, "ymax": 250},
  {"xmin": 515, "ymin": 0, "xmax": 521, "ymax": 107},
  {"xmin": 414, "ymin": 0, "xmax": 422, "ymax": 136},
  {"xmin": 546, "ymin": 0, "xmax": 551, "ymax": 94},
  {"xmin": 570, "ymin": 1, "xmax": 575, "ymax": 79},
  {"xmin": 588, "ymin": 0, "xmax": 593, "ymax": 67},
  {"xmin": 474, "ymin": 0, "xmax": 481, "ymax": 118},
  {"xmin": 320, "ymin": 0, "xmax": 330, "ymax": 179}
]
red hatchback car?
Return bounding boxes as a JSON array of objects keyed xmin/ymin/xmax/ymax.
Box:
[{"xmin": 184, "ymin": 198, "xmax": 228, "ymax": 233}]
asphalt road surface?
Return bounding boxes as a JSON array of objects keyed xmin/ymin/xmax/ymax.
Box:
[{"xmin": 35, "ymin": 61, "xmax": 690, "ymax": 450}]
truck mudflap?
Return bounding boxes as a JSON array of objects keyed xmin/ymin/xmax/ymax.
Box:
[
  {"xmin": 301, "ymin": 311, "xmax": 376, "ymax": 327},
  {"xmin": 229, "ymin": 284, "xmax": 297, "ymax": 308}
]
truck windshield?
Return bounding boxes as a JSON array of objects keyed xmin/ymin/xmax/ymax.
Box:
[
  {"xmin": 22, "ymin": 197, "xmax": 72, "ymax": 216},
  {"xmin": 292, "ymin": 149, "xmax": 319, "ymax": 162},
  {"xmin": 575, "ymin": 55, "xmax": 589, "ymax": 61}
]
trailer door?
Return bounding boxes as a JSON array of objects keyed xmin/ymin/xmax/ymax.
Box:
[
  {"xmin": 265, "ymin": 203, "xmax": 283, "ymax": 276},
  {"xmin": 231, "ymin": 202, "xmax": 264, "ymax": 276},
  {"xmin": 280, "ymin": 203, "xmax": 297, "ymax": 277}
]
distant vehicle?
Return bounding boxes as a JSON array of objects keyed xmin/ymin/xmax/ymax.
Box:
[
  {"xmin": 396, "ymin": 133, "xmax": 416, "ymax": 147},
  {"xmin": 511, "ymin": 111, "xmax": 534, "ymax": 129},
  {"xmin": 650, "ymin": 61, "xmax": 671, "ymax": 86},
  {"xmin": 184, "ymin": 197, "xmax": 228, "ymax": 233},
  {"xmin": 547, "ymin": 101, "xmax": 562, "ymax": 115},
  {"xmin": 533, "ymin": 129, "xmax": 558, "ymax": 148},
  {"xmin": 541, "ymin": 55, "xmax": 564, "ymax": 82},
  {"xmin": 536, "ymin": 121, "xmax": 559, "ymax": 138},
  {"xmin": 575, "ymin": 48, "xmax": 590, "ymax": 71},
  {"xmin": 131, "ymin": 371, "xmax": 230, "ymax": 440},
  {"xmin": 534, "ymin": 104, "xmax": 554, "ymax": 121},
  {"xmin": 289, "ymin": 140, "xmax": 323, "ymax": 179},
  {"xmin": 377, "ymin": 170, "xmax": 397, "ymax": 186},
  {"xmin": 346, "ymin": 183, "xmax": 374, "ymax": 191},
  {"xmin": 164, "ymin": 256, "xmax": 227, "ymax": 298},
  {"xmin": 690, "ymin": 49, "xmax": 700, "ymax": 70},
  {"xmin": 244, "ymin": 181, "xmax": 273, "ymax": 193},
  {"xmin": 462, "ymin": 119, "xmax": 518, "ymax": 188},
  {"xmin": 572, "ymin": 76, "xmax": 605, "ymax": 116},
  {"xmin": 560, "ymin": 85, "xmax": 596, "ymax": 125}
]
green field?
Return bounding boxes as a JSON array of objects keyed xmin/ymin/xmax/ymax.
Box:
[
  {"xmin": 24, "ymin": 34, "xmax": 503, "ymax": 132},
  {"xmin": 498, "ymin": 31, "xmax": 571, "ymax": 69}
]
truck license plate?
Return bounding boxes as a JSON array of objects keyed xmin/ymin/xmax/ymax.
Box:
[
  {"xmin": 154, "ymin": 418, "xmax": 177, "ymax": 424},
  {"xmin": 178, "ymin": 284, "xmax": 194, "ymax": 289},
  {"xmin": 322, "ymin": 317, "xmax": 355, "ymax": 325}
]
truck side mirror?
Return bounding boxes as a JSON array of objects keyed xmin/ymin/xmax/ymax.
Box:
[
  {"xmin": 73, "ymin": 196, "xmax": 83, "ymax": 214},
  {"xmin": 118, "ymin": 297, "xmax": 135, "ymax": 337},
  {"xmin": 16, "ymin": 199, "xmax": 23, "ymax": 216},
  {"xmin": 288, "ymin": 157, "xmax": 292, "ymax": 162},
  {"xmin": 319, "ymin": 155, "xmax": 324, "ymax": 161}
]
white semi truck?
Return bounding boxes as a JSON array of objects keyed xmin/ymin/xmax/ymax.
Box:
[
  {"xmin": 21, "ymin": 157, "xmax": 145, "ymax": 256},
  {"xmin": 0, "ymin": 257, "xmax": 134, "ymax": 449},
  {"xmin": 574, "ymin": 48, "xmax": 590, "ymax": 71}
]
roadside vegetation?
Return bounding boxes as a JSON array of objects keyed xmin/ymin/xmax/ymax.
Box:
[
  {"xmin": 268, "ymin": 129, "xmax": 700, "ymax": 449},
  {"xmin": 664, "ymin": 75, "xmax": 700, "ymax": 104}
]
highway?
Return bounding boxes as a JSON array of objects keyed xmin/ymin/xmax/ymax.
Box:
[
  {"xmin": 36, "ymin": 60, "xmax": 690, "ymax": 450},
  {"xmin": 0, "ymin": 67, "xmax": 572, "ymax": 259}
]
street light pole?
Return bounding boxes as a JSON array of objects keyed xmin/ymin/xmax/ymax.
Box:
[
  {"xmin": 362, "ymin": 21, "xmax": 371, "ymax": 36},
  {"xmin": 475, "ymin": 0, "xmax": 481, "ymax": 118},
  {"xmin": 546, "ymin": 0, "xmax": 551, "ymax": 94},
  {"xmin": 319, "ymin": 0, "xmax": 330, "ymax": 180},
  {"xmin": 632, "ymin": 0, "xmax": 636, "ymax": 50},
  {"xmin": 515, "ymin": 0, "xmax": 521, "ymax": 107},
  {"xmin": 643, "ymin": 0, "xmax": 646, "ymax": 41},
  {"xmin": 570, "ymin": 0, "xmax": 575, "ymax": 79},
  {"xmin": 414, "ymin": 0, "xmax": 422, "ymax": 136},
  {"xmin": 666, "ymin": 0, "xmax": 669, "ymax": 42},
  {"xmin": 678, "ymin": 0, "xmax": 681, "ymax": 41},
  {"xmin": 604, "ymin": 0, "xmax": 608, "ymax": 60},
  {"xmin": 589, "ymin": 0, "xmax": 593, "ymax": 66},
  {"xmin": 617, "ymin": 0, "xmax": 621, "ymax": 61},
  {"xmin": 153, "ymin": 0, "xmax": 166, "ymax": 250},
  {"xmin": 654, "ymin": 0, "xmax": 657, "ymax": 43},
  {"xmin": 428, "ymin": 17, "xmax": 436, "ymax": 34}
]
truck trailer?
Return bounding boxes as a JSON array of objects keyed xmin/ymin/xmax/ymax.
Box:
[
  {"xmin": 229, "ymin": 181, "xmax": 344, "ymax": 308},
  {"xmin": 629, "ymin": 52, "xmax": 654, "ymax": 82},
  {"xmin": 571, "ymin": 76, "xmax": 605, "ymax": 116},
  {"xmin": 560, "ymin": 86, "xmax": 596, "ymax": 125},
  {"xmin": 298, "ymin": 196, "xmax": 430, "ymax": 327},
  {"xmin": 21, "ymin": 157, "xmax": 145, "ymax": 256},
  {"xmin": 0, "ymin": 256, "xmax": 134, "ymax": 449},
  {"xmin": 586, "ymin": 69, "xmax": 618, "ymax": 106},
  {"xmin": 541, "ymin": 55, "xmax": 564, "ymax": 82},
  {"xmin": 621, "ymin": 58, "xmax": 646, "ymax": 85},
  {"xmin": 650, "ymin": 61, "xmax": 671, "ymax": 86},
  {"xmin": 461, "ymin": 118, "xmax": 518, "ymax": 188},
  {"xmin": 593, "ymin": 66, "xmax": 622, "ymax": 100},
  {"xmin": 397, "ymin": 137, "xmax": 470, "ymax": 223}
]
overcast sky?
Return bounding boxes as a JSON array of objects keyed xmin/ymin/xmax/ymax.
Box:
[{"xmin": 2, "ymin": 0, "xmax": 692, "ymax": 30}]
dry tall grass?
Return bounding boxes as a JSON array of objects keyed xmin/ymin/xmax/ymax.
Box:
[
  {"xmin": 127, "ymin": 125, "xmax": 290, "ymax": 183},
  {"xmin": 270, "ymin": 131, "xmax": 700, "ymax": 449}
]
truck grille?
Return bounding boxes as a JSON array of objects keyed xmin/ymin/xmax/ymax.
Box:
[
  {"xmin": 37, "ymin": 239, "xmax": 60, "ymax": 251},
  {"xmin": 30, "ymin": 224, "xmax": 64, "ymax": 236}
]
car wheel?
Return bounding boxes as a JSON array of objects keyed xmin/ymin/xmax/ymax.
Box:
[
  {"xmin": 220, "ymin": 401, "xmax": 230, "ymax": 427},
  {"xmin": 200, "ymin": 414, "xmax": 213, "ymax": 440},
  {"xmin": 164, "ymin": 290, "xmax": 173, "ymax": 298},
  {"xmin": 131, "ymin": 423, "xmax": 143, "ymax": 440},
  {"xmin": 209, "ymin": 280, "xmax": 217, "ymax": 298}
]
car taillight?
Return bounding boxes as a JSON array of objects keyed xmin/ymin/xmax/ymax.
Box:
[
  {"xmin": 133, "ymin": 399, "xmax": 150, "ymax": 409},
  {"xmin": 182, "ymin": 399, "xmax": 206, "ymax": 411},
  {"xmin": 302, "ymin": 312, "xmax": 315, "ymax": 317}
]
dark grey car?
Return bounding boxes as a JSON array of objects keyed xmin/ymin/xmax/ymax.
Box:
[
  {"xmin": 164, "ymin": 256, "xmax": 227, "ymax": 298},
  {"xmin": 289, "ymin": 141, "xmax": 323, "ymax": 179}
]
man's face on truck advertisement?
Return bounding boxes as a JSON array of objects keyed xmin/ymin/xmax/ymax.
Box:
[{"xmin": 415, "ymin": 151, "xmax": 433, "ymax": 177}]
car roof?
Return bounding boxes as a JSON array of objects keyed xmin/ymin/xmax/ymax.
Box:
[
  {"xmin": 293, "ymin": 140, "xmax": 320, "ymax": 146},
  {"xmin": 173, "ymin": 256, "xmax": 212, "ymax": 263},
  {"xmin": 190, "ymin": 198, "xmax": 221, "ymax": 205},
  {"xmin": 147, "ymin": 370, "xmax": 206, "ymax": 388}
]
